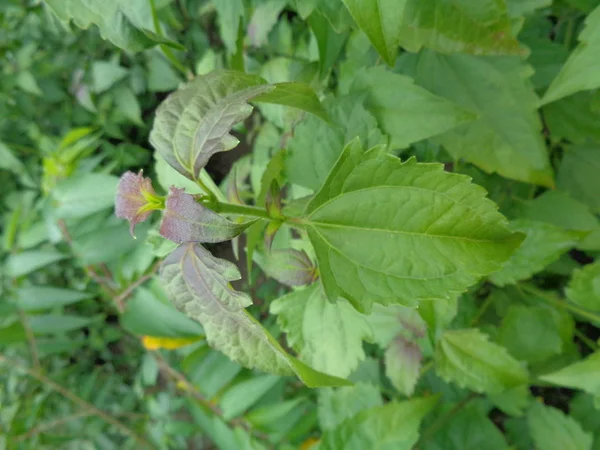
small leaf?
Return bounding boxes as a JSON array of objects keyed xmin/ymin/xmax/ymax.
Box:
[
  {"xmin": 566, "ymin": 261, "xmax": 600, "ymax": 312},
  {"xmin": 263, "ymin": 249, "xmax": 317, "ymax": 287},
  {"xmin": 304, "ymin": 139, "xmax": 522, "ymax": 312},
  {"xmin": 320, "ymin": 396, "xmax": 438, "ymax": 450},
  {"xmin": 558, "ymin": 145, "xmax": 600, "ymax": 214},
  {"xmin": 542, "ymin": 5, "xmax": 600, "ymax": 104},
  {"xmin": 29, "ymin": 314, "xmax": 92, "ymax": 334},
  {"xmin": 270, "ymin": 283, "xmax": 372, "ymax": 377},
  {"xmin": 15, "ymin": 287, "xmax": 91, "ymax": 311},
  {"xmin": 160, "ymin": 187, "xmax": 255, "ymax": 243},
  {"xmin": 527, "ymin": 402, "xmax": 593, "ymax": 450},
  {"xmin": 318, "ymin": 383, "xmax": 383, "ymax": 430},
  {"xmin": 385, "ymin": 336, "xmax": 422, "ymax": 397},
  {"xmin": 115, "ymin": 170, "xmax": 162, "ymax": 236},
  {"xmin": 252, "ymin": 82, "xmax": 330, "ymax": 122},
  {"xmin": 7, "ymin": 250, "xmax": 67, "ymax": 278},
  {"xmin": 53, "ymin": 173, "xmax": 119, "ymax": 219},
  {"xmin": 161, "ymin": 243, "xmax": 350, "ymax": 387},
  {"xmin": 540, "ymin": 351, "xmax": 600, "ymax": 398},
  {"xmin": 435, "ymin": 328, "xmax": 529, "ymax": 394}
]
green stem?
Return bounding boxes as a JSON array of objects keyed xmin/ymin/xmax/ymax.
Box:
[
  {"xmin": 212, "ymin": 201, "xmax": 272, "ymax": 220},
  {"xmin": 520, "ymin": 284, "xmax": 600, "ymax": 325},
  {"xmin": 470, "ymin": 294, "xmax": 494, "ymax": 326},
  {"xmin": 574, "ymin": 328, "xmax": 599, "ymax": 352},
  {"xmin": 198, "ymin": 169, "xmax": 226, "ymax": 202},
  {"xmin": 148, "ymin": 0, "xmax": 189, "ymax": 76}
]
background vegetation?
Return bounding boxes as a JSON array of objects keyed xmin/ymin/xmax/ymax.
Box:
[{"xmin": 2, "ymin": 0, "xmax": 600, "ymax": 449}]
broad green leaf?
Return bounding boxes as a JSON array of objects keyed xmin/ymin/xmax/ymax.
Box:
[
  {"xmin": 263, "ymin": 249, "xmax": 317, "ymax": 287},
  {"xmin": 161, "ymin": 243, "xmax": 350, "ymax": 387},
  {"xmin": 365, "ymin": 304, "xmax": 425, "ymax": 347},
  {"xmin": 6, "ymin": 249, "xmax": 67, "ymax": 278},
  {"xmin": 51, "ymin": 173, "xmax": 119, "ymax": 219},
  {"xmin": 270, "ymin": 283, "xmax": 372, "ymax": 377},
  {"xmin": 72, "ymin": 223, "xmax": 143, "ymax": 265},
  {"xmin": 385, "ymin": 336, "xmax": 422, "ymax": 396},
  {"xmin": 286, "ymin": 95, "xmax": 385, "ymax": 191},
  {"xmin": 303, "ymin": 140, "xmax": 522, "ymax": 312},
  {"xmin": 410, "ymin": 51, "xmax": 554, "ymax": 187},
  {"xmin": 220, "ymin": 375, "xmax": 280, "ymax": 419},
  {"xmin": 15, "ymin": 287, "xmax": 91, "ymax": 311},
  {"xmin": 489, "ymin": 220, "xmax": 582, "ymax": 286},
  {"xmin": 544, "ymin": 93, "xmax": 600, "ymax": 145},
  {"xmin": 91, "ymin": 60, "xmax": 128, "ymax": 93},
  {"xmin": 350, "ymin": 67, "xmax": 476, "ymax": 149},
  {"xmin": 497, "ymin": 306, "xmax": 563, "ymax": 364},
  {"xmin": 121, "ymin": 287, "xmax": 203, "ymax": 338},
  {"xmin": 435, "ymin": 328, "xmax": 529, "ymax": 394},
  {"xmin": 308, "ymin": 9, "xmax": 349, "ymax": 78},
  {"xmin": 247, "ymin": 0, "xmax": 288, "ymax": 47},
  {"xmin": 147, "ymin": 53, "xmax": 182, "ymax": 92},
  {"xmin": 29, "ymin": 314, "xmax": 92, "ymax": 334},
  {"xmin": 213, "ymin": 0, "xmax": 245, "ymax": 54},
  {"xmin": 540, "ymin": 351, "xmax": 600, "ymax": 398},
  {"xmin": 489, "ymin": 384, "xmax": 532, "ymax": 417},
  {"xmin": 252, "ymin": 82, "xmax": 330, "ymax": 122},
  {"xmin": 567, "ymin": 261, "xmax": 600, "ymax": 312},
  {"xmin": 342, "ymin": 0, "xmax": 521, "ymax": 66},
  {"xmin": 320, "ymin": 396, "xmax": 437, "ymax": 450},
  {"xmin": 522, "ymin": 190, "xmax": 600, "ymax": 231},
  {"xmin": 571, "ymin": 393, "xmax": 600, "ymax": 437},
  {"xmin": 318, "ymin": 383, "xmax": 383, "ymax": 430},
  {"xmin": 150, "ymin": 71, "xmax": 271, "ymax": 180},
  {"xmin": 44, "ymin": 0, "xmax": 182, "ymax": 52},
  {"xmin": 542, "ymin": 5, "xmax": 600, "ymax": 104},
  {"xmin": 527, "ymin": 402, "xmax": 593, "ymax": 450},
  {"xmin": 423, "ymin": 403, "xmax": 509, "ymax": 450},
  {"xmin": 558, "ymin": 146, "xmax": 600, "ymax": 214}
]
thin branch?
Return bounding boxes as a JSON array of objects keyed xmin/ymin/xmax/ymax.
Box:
[
  {"xmin": 18, "ymin": 310, "xmax": 40, "ymax": 370},
  {"xmin": 15, "ymin": 412, "xmax": 93, "ymax": 442},
  {"xmin": 114, "ymin": 260, "xmax": 163, "ymax": 308},
  {"xmin": 0, "ymin": 355, "xmax": 155, "ymax": 449}
]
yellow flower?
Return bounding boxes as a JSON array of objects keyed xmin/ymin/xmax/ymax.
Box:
[{"xmin": 141, "ymin": 335, "xmax": 202, "ymax": 350}]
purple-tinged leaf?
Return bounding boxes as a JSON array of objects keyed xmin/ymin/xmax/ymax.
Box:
[
  {"xmin": 385, "ymin": 336, "xmax": 422, "ymax": 396},
  {"xmin": 160, "ymin": 243, "xmax": 350, "ymax": 387},
  {"xmin": 264, "ymin": 220, "xmax": 282, "ymax": 253},
  {"xmin": 115, "ymin": 170, "xmax": 162, "ymax": 236},
  {"xmin": 160, "ymin": 187, "xmax": 255, "ymax": 243},
  {"xmin": 264, "ymin": 249, "xmax": 317, "ymax": 287}
]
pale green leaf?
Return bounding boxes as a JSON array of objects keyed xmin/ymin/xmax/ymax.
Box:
[
  {"xmin": 350, "ymin": 67, "xmax": 476, "ymax": 149},
  {"xmin": 558, "ymin": 146, "xmax": 600, "ymax": 214},
  {"xmin": 318, "ymin": 383, "xmax": 383, "ymax": 430},
  {"xmin": 497, "ymin": 305, "xmax": 563, "ymax": 364},
  {"xmin": 262, "ymin": 249, "xmax": 317, "ymax": 287},
  {"xmin": 542, "ymin": 5, "xmax": 600, "ymax": 104},
  {"xmin": 15, "ymin": 287, "xmax": 91, "ymax": 311},
  {"xmin": 161, "ymin": 243, "xmax": 350, "ymax": 387},
  {"xmin": 213, "ymin": 0, "xmax": 245, "ymax": 54},
  {"xmin": 270, "ymin": 283, "xmax": 372, "ymax": 377},
  {"xmin": 435, "ymin": 328, "xmax": 529, "ymax": 394},
  {"xmin": 51, "ymin": 173, "xmax": 119, "ymax": 219},
  {"xmin": 252, "ymin": 82, "xmax": 330, "ymax": 122},
  {"xmin": 365, "ymin": 304, "xmax": 425, "ymax": 347},
  {"xmin": 567, "ymin": 261, "xmax": 600, "ymax": 312},
  {"xmin": 7, "ymin": 250, "xmax": 67, "ymax": 278},
  {"xmin": 385, "ymin": 336, "xmax": 422, "ymax": 396},
  {"xmin": 286, "ymin": 95, "xmax": 385, "ymax": 191},
  {"xmin": 29, "ymin": 314, "xmax": 92, "ymax": 334},
  {"xmin": 527, "ymin": 402, "xmax": 593, "ymax": 450},
  {"xmin": 248, "ymin": 0, "xmax": 289, "ymax": 47},
  {"xmin": 114, "ymin": 86, "xmax": 144, "ymax": 126},
  {"xmin": 147, "ymin": 53, "xmax": 182, "ymax": 92},
  {"xmin": 92, "ymin": 60, "xmax": 128, "ymax": 93},
  {"xmin": 320, "ymin": 396, "xmax": 437, "ymax": 450},
  {"xmin": 490, "ymin": 220, "xmax": 582, "ymax": 286},
  {"xmin": 44, "ymin": 0, "xmax": 181, "ymax": 52},
  {"xmin": 308, "ymin": 9, "xmax": 349, "ymax": 78},
  {"xmin": 410, "ymin": 51, "xmax": 554, "ymax": 187},
  {"xmin": 540, "ymin": 352, "xmax": 600, "ymax": 398},
  {"xmin": 16, "ymin": 71, "xmax": 43, "ymax": 96},
  {"xmin": 220, "ymin": 375, "xmax": 280, "ymax": 420},
  {"xmin": 304, "ymin": 140, "xmax": 522, "ymax": 312}
]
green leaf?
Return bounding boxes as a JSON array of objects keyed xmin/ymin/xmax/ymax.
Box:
[
  {"xmin": 365, "ymin": 304, "xmax": 425, "ymax": 347},
  {"xmin": 522, "ymin": 190, "xmax": 599, "ymax": 231},
  {"xmin": 318, "ymin": 383, "xmax": 383, "ymax": 430},
  {"xmin": 350, "ymin": 67, "xmax": 476, "ymax": 149},
  {"xmin": 121, "ymin": 286, "xmax": 204, "ymax": 338},
  {"xmin": 92, "ymin": 60, "xmax": 128, "ymax": 93},
  {"xmin": 542, "ymin": 5, "xmax": 600, "ymax": 104},
  {"xmin": 558, "ymin": 146, "xmax": 600, "ymax": 214},
  {"xmin": 489, "ymin": 384, "xmax": 532, "ymax": 418},
  {"xmin": 286, "ymin": 95, "xmax": 385, "ymax": 191},
  {"xmin": 44, "ymin": 0, "xmax": 182, "ymax": 52},
  {"xmin": 161, "ymin": 243, "xmax": 350, "ymax": 387},
  {"xmin": 320, "ymin": 396, "xmax": 437, "ymax": 450},
  {"xmin": 270, "ymin": 283, "xmax": 372, "ymax": 377},
  {"xmin": 567, "ymin": 261, "xmax": 600, "ymax": 312},
  {"xmin": 527, "ymin": 402, "xmax": 593, "ymax": 450},
  {"xmin": 544, "ymin": 93, "xmax": 600, "ymax": 145},
  {"xmin": 147, "ymin": 53, "xmax": 182, "ymax": 92},
  {"xmin": 15, "ymin": 287, "xmax": 91, "ymax": 311},
  {"xmin": 29, "ymin": 314, "xmax": 92, "ymax": 334},
  {"xmin": 252, "ymin": 82, "xmax": 330, "ymax": 122},
  {"xmin": 213, "ymin": 0, "xmax": 245, "ymax": 54},
  {"xmin": 114, "ymin": 86, "xmax": 144, "ymax": 126},
  {"xmin": 51, "ymin": 173, "xmax": 119, "ymax": 219},
  {"xmin": 6, "ymin": 249, "xmax": 67, "ymax": 278},
  {"xmin": 303, "ymin": 140, "xmax": 522, "ymax": 312},
  {"xmin": 220, "ymin": 375, "xmax": 281, "ymax": 419},
  {"xmin": 262, "ymin": 249, "xmax": 317, "ymax": 287},
  {"xmin": 435, "ymin": 328, "xmax": 529, "ymax": 394},
  {"xmin": 410, "ymin": 51, "xmax": 554, "ymax": 187},
  {"xmin": 540, "ymin": 352, "xmax": 600, "ymax": 398},
  {"xmin": 150, "ymin": 71, "xmax": 271, "ymax": 180},
  {"xmin": 489, "ymin": 220, "xmax": 582, "ymax": 286},
  {"xmin": 308, "ymin": 9, "xmax": 349, "ymax": 79},
  {"xmin": 497, "ymin": 305, "xmax": 563, "ymax": 364},
  {"xmin": 385, "ymin": 336, "xmax": 422, "ymax": 396}
]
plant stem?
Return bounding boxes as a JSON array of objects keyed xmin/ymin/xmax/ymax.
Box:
[
  {"xmin": 574, "ymin": 328, "xmax": 599, "ymax": 352},
  {"xmin": 148, "ymin": 0, "xmax": 189, "ymax": 77},
  {"xmin": 520, "ymin": 284, "xmax": 600, "ymax": 325},
  {"xmin": 470, "ymin": 294, "xmax": 494, "ymax": 326},
  {"xmin": 212, "ymin": 201, "xmax": 272, "ymax": 219},
  {"xmin": 18, "ymin": 310, "xmax": 40, "ymax": 370},
  {"xmin": 0, "ymin": 355, "xmax": 154, "ymax": 448}
]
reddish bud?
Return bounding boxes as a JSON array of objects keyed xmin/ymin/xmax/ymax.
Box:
[{"xmin": 115, "ymin": 170, "xmax": 162, "ymax": 237}]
